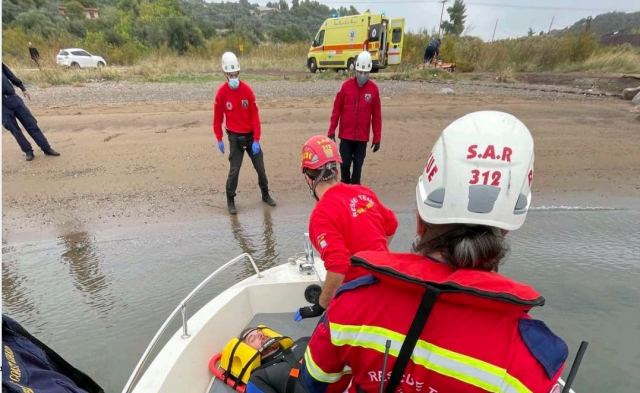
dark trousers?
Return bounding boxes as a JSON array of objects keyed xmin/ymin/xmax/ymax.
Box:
[
  {"xmin": 424, "ymin": 48, "xmax": 436, "ymax": 63},
  {"xmin": 339, "ymin": 138, "xmax": 367, "ymax": 185},
  {"xmin": 2, "ymin": 94, "xmax": 51, "ymax": 153},
  {"xmin": 226, "ymin": 131, "xmax": 269, "ymax": 199}
]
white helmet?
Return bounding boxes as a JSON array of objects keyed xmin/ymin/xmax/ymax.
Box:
[
  {"xmin": 416, "ymin": 111, "xmax": 534, "ymax": 230},
  {"xmin": 221, "ymin": 51, "xmax": 240, "ymax": 73},
  {"xmin": 355, "ymin": 51, "xmax": 372, "ymax": 72}
]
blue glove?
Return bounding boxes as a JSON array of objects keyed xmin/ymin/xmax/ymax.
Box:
[
  {"xmin": 251, "ymin": 141, "xmax": 261, "ymax": 155},
  {"xmin": 217, "ymin": 141, "xmax": 225, "ymax": 154},
  {"xmin": 294, "ymin": 309, "xmax": 303, "ymax": 322}
]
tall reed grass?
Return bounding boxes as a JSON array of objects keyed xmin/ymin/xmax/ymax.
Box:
[
  {"xmin": 4, "ymin": 25, "xmax": 639, "ymax": 87},
  {"xmin": 403, "ymin": 32, "xmax": 640, "ymax": 73}
]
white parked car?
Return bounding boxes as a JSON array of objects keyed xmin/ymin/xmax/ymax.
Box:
[{"xmin": 56, "ymin": 48, "xmax": 107, "ymax": 69}]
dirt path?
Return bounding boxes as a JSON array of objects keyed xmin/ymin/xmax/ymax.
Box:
[{"xmin": 3, "ymin": 80, "xmax": 639, "ymax": 242}]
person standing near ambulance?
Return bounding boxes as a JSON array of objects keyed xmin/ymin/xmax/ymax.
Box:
[
  {"xmin": 295, "ymin": 135, "xmax": 397, "ymax": 320},
  {"xmin": 300, "ymin": 112, "xmax": 568, "ymax": 393},
  {"xmin": 327, "ymin": 51, "xmax": 382, "ymax": 185},
  {"xmin": 213, "ymin": 51, "xmax": 276, "ymax": 215}
]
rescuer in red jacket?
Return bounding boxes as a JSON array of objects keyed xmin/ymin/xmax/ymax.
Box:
[
  {"xmin": 295, "ymin": 135, "xmax": 397, "ymax": 320},
  {"xmin": 300, "ymin": 111, "xmax": 569, "ymax": 393},
  {"xmin": 327, "ymin": 51, "xmax": 382, "ymax": 185},
  {"xmin": 213, "ymin": 51, "xmax": 276, "ymax": 215}
]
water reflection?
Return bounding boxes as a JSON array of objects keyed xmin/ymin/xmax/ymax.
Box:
[
  {"xmin": 1, "ymin": 244, "xmax": 37, "ymax": 319},
  {"xmin": 229, "ymin": 209, "xmax": 279, "ymax": 277},
  {"xmin": 58, "ymin": 231, "xmax": 115, "ymax": 314}
]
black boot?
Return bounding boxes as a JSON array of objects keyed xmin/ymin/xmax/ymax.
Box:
[
  {"xmin": 25, "ymin": 151, "xmax": 35, "ymax": 161},
  {"xmin": 262, "ymin": 193, "xmax": 276, "ymax": 207},
  {"xmin": 227, "ymin": 197, "xmax": 237, "ymax": 215}
]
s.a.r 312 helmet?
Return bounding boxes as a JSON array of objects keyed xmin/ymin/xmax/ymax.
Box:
[{"xmin": 416, "ymin": 111, "xmax": 534, "ymax": 230}]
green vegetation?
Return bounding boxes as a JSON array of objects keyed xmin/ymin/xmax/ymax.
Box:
[
  {"xmin": 402, "ymin": 31, "xmax": 640, "ymax": 74},
  {"xmin": 3, "ymin": 0, "xmax": 639, "ymax": 85},
  {"xmin": 440, "ymin": 0, "xmax": 467, "ymax": 36},
  {"xmin": 2, "ymin": 0, "xmax": 338, "ymax": 66}
]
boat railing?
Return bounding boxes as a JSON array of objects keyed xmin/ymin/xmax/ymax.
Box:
[{"xmin": 122, "ymin": 252, "xmax": 261, "ymax": 393}]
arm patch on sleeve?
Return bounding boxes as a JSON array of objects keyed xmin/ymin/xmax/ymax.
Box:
[
  {"xmin": 519, "ymin": 319, "xmax": 568, "ymax": 379},
  {"xmin": 334, "ymin": 274, "xmax": 378, "ymax": 298}
]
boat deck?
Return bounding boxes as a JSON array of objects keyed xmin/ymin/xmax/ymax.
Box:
[{"xmin": 209, "ymin": 312, "xmax": 320, "ymax": 393}]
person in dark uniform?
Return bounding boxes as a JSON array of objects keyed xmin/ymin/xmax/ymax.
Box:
[
  {"xmin": 29, "ymin": 42, "xmax": 41, "ymax": 68},
  {"xmin": 2, "ymin": 63, "xmax": 60, "ymax": 161},
  {"xmin": 3, "ymin": 314, "xmax": 104, "ymax": 393},
  {"xmin": 423, "ymin": 37, "xmax": 441, "ymax": 65}
]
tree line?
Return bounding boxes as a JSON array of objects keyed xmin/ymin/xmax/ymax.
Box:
[{"xmin": 3, "ymin": 0, "xmax": 361, "ymax": 56}]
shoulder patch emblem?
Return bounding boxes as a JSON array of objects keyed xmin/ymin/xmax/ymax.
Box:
[
  {"xmin": 316, "ymin": 233, "xmax": 327, "ymax": 249},
  {"xmin": 241, "ymin": 99, "xmax": 249, "ymax": 109},
  {"xmin": 364, "ymin": 93, "xmax": 372, "ymax": 102},
  {"xmin": 225, "ymin": 101, "xmax": 233, "ymax": 110},
  {"xmin": 519, "ymin": 319, "xmax": 569, "ymax": 379}
]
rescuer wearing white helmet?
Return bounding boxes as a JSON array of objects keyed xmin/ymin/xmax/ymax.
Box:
[
  {"xmin": 213, "ymin": 51, "xmax": 276, "ymax": 214},
  {"xmin": 301, "ymin": 111, "xmax": 569, "ymax": 393},
  {"xmin": 326, "ymin": 50, "xmax": 382, "ymax": 185}
]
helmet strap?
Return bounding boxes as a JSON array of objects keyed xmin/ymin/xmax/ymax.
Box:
[
  {"xmin": 311, "ymin": 167, "xmax": 328, "ymax": 201},
  {"xmin": 305, "ymin": 167, "xmax": 336, "ymax": 201}
]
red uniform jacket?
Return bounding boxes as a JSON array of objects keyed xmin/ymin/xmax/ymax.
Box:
[
  {"xmin": 309, "ymin": 184, "xmax": 397, "ymax": 282},
  {"xmin": 212, "ymin": 81, "xmax": 261, "ymax": 141},
  {"xmin": 328, "ymin": 78, "xmax": 382, "ymax": 144},
  {"xmin": 301, "ymin": 251, "xmax": 568, "ymax": 393}
]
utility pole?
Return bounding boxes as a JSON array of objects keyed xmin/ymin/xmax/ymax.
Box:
[
  {"xmin": 491, "ymin": 18, "xmax": 498, "ymax": 42},
  {"xmin": 548, "ymin": 16, "xmax": 555, "ymax": 34},
  {"xmin": 437, "ymin": 0, "xmax": 447, "ymax": 38}
]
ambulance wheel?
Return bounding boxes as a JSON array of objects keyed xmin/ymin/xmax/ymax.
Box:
[
  {"xmin": 347, "ymin": 58, "xmax": 355, "ymax": 72},
  {"xmin": 308, "ymin": 58, "xmax": 318, "ymax": 73}
]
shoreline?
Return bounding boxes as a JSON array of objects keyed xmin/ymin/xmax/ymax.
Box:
[{"xmin": 3, "ymin": 79, "xmax": 639, "ymax": 243}]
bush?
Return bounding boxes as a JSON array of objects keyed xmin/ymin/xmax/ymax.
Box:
[{"xmin": 413, "ymin": 33, "xmax": 609, "ymax": 72}]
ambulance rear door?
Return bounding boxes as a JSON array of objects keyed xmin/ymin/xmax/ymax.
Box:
[{"xmin": 387, "ymin": 18, "xmax": 405, "ymax": 65}]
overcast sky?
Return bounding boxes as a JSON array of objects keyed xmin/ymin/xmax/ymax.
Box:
[{"xmin": 244, "ymin": 0, "xmax": 638, "ymax": 41}]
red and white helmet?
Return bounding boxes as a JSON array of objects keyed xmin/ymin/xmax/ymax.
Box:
[
  {"xmin": 416, "ymin": 111, "xmax": 535, "ymax": 230},
  {"xmin": 301, "ymin": 135, "xmax": 342, "ymax": 172}
]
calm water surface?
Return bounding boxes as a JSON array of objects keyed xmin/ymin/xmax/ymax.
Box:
[{"xmin": 2, "ymin": 206, "xmax": 639, "ymax": 393}]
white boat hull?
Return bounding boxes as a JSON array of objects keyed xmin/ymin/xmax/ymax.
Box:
[{"xmin": 129, "ymin": 258, "xmax": 326, "ymax": 393}]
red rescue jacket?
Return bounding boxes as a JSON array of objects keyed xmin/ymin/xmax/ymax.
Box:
[
  {"xmin": 301, "ymin": 251, "xmax": 568, "ymax": 393},
  {"xmin": 212, "ymin": 81, "xmax": 261, "ymax": 141},
  {"xmin": 327, "ymin": 78, "xmax": 382, "ymax": 144},
  {"xmin": 309, "ymin": 184, "xmax": 398, "ymax": 282}
]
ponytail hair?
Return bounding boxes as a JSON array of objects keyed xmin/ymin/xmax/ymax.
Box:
[{"xmin": 413, "ymin": 222, "xmax": 509, "ymax": 271}]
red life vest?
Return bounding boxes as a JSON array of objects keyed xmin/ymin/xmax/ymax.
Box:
[{"xmin": 301, "ymin": 250, "xmax": 567, "ymax": 393}]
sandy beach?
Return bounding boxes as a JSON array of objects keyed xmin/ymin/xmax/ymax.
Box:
[{"xmin": 3, "ymin": 78, "xmax": 639, "ymax": 242}]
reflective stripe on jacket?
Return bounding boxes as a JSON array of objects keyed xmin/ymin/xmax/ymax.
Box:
[
  {"xmin": 327, "ymin": 78, "xmax": 382, "ymax": 143},
  {"xmin": 301, "ymin": 251, "xmax": 568, "ymax": 393}
]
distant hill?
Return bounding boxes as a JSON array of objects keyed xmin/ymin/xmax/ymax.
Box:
[{"xmin": 555, "ymin": 11, "xmax": 640, "ymax": 36}]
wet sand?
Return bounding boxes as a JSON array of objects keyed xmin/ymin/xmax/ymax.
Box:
[{"xmin": 3, "ymin": 79, "xmax": 639, "ymax": 242}]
